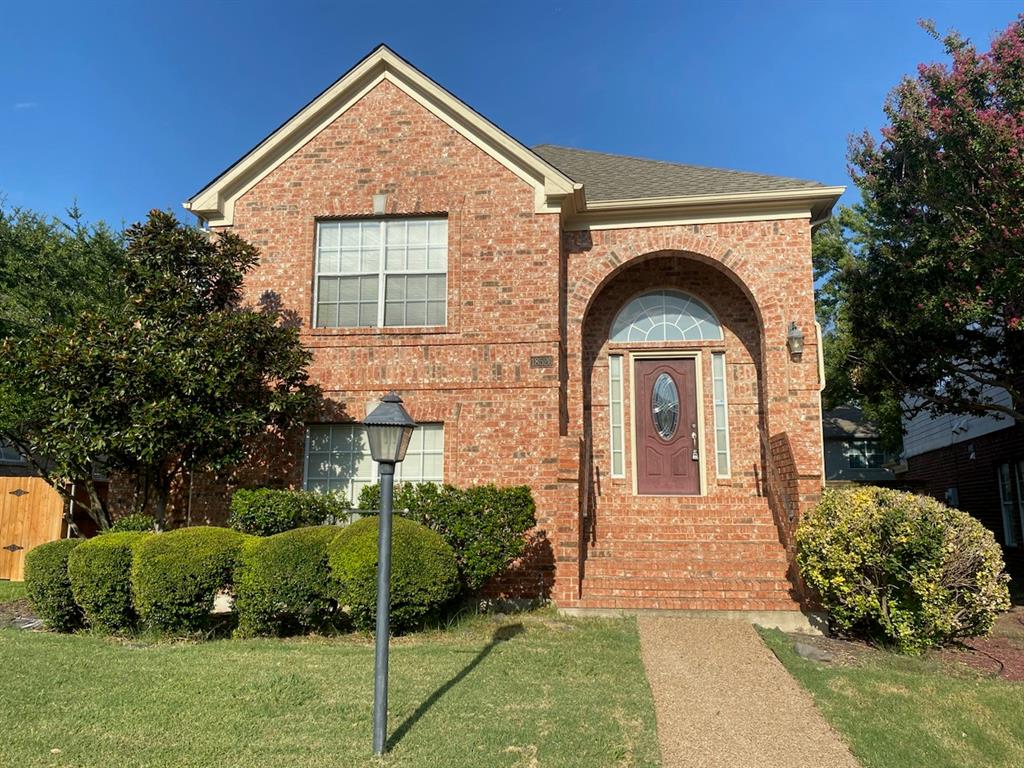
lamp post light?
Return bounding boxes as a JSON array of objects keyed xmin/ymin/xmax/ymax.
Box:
[{"xmin": 362, "ymin": 391, "xmax": 417, "ymax": 756}]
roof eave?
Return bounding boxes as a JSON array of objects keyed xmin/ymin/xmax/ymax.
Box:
[{"xmin": 565, "ymin": 185, "xmax": 846, "ymax": 231}]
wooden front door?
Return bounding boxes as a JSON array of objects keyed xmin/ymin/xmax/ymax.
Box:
[{"xmin": 635, "ymin": 358, "xmax": 700, "ymax": 495}]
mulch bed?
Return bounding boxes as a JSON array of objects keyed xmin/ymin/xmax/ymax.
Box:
[
  {"xmin": 938, "ymin": 606, "xmax": 1024, "ymax": 682},
  {"xmin": 787, "ymin": 605, "xmax": 1024, "ymax": 683},
  {"xmin": 0, "ymin": 598, "xmax": 39, "ymax": 630}
]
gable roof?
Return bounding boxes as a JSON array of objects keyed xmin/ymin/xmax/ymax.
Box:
[
  {"xmin": 185, "ymin": 45, "xmax": 579, "ymax": 226},
  {"xmin": 185, "ymin": 45, "xmax": 843, "ymax": 229},
  {"xmin": 823, "ymin": 405, "xmax": 882, "ymax": 440},
  {"xmin": 532, "ymin": 144, "xmax": 826, "ymax": 201}
]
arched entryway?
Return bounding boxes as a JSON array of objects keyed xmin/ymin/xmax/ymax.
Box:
[{"xmin": 572, "ymin": 251, "xmax": 798, "ymax": 610}]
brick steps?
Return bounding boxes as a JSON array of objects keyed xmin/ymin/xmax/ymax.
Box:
[
  {"xmin": 579, "ymin": 499, "xmax": 801, "ymax": 612},
  {"xmin": 569, "ymin": 596, "xmax": 802, "ymax": 612}
]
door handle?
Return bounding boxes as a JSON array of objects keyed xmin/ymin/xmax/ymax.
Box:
[{"xmin": 691, "ymin": 426, "xmax": 699, "ymax": 461}]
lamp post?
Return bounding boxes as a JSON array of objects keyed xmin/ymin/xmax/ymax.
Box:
[{"xmin": 362, "ymin": 391, "xmax": 417, "ymax": 756}]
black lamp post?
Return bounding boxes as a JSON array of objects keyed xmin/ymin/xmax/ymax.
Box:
[{"xmin": 362, "ymin": 391, "xmax": 417, "ymax": 756}]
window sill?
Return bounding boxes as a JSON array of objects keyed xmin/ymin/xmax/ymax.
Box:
[{"xmin": 303, "ymin": 325, "xmax": 453, "ymax": 338}]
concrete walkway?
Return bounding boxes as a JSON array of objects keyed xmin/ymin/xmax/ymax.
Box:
[{"xmin": 638, "ymin": 617, "xmax": 859, "ymax": 768}]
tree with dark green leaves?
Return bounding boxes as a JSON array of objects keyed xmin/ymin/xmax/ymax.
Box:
[
  {"xmin": 840, "ymin": 18, "xmax": 1024, "ymax": 429},
  {"xmin": 0, "ymin": 209, "xmax": 317, "ymax": 530}
]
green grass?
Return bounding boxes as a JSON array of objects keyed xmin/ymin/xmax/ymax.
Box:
[
  {"xmin": 0, "ymin": 579, "xmax": 27, "ymax": 603},
  {"xmin": 759, "ymin": 628, "xmax": 1024, "ymax": 768},
  {"xmin": 0, "ymin": 613, "xmax": 660, "ymax": 767}
]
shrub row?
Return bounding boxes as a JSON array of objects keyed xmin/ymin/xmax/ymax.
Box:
[
  {"xmin": 24, "ymin": 518, "xmax": 460, "ymax": 637},
  {"xmin": 357, "ymin": 482, "xmax": 536, "ymax": 591},
  {"xmin": 229, "ymin": 488, "xmax": 352, "ymax": 536},
  {"xmin": 797, "ymin": 486, "xmax": 1011, "ymax": 653}
]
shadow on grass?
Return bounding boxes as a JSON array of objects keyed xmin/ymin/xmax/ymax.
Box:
[{"xmin": 387, "ymin": 623, "xmax": 525, "ymax": 750}]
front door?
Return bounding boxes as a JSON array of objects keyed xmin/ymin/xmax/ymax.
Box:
[{"xmin": 635, "ymin": 358, "xmax": 700, "ymax": 495}]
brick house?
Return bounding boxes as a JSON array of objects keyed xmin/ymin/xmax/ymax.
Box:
[{"xmin": 172, "ymin": 46, "xmax": 843, "ymax": 623}]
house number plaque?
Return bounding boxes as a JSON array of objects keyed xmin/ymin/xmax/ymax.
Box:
[{"xmin": 529, "ymin": 355, "xmax": 553, "ymax": 369}]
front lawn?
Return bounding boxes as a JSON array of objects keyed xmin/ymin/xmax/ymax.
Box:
[
  {"xmin": 0, "ymin": 579, "xmax": 27, "ymax": 603},
  {"xmin": 0, "ymin": 612, "xmax": 660, "ymax": 767},
  {"xmin": 760, "ymin": 627, "xmax": 1024, "ymax": 768}
]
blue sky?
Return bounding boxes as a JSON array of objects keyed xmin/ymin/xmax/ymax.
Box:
[{"xmin": 1, "ymin": 0, "xmax": 1019, "ymax": 227}]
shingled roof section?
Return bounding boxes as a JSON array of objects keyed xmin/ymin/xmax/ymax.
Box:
[{"xmin": 532, "ymin": 144, "xmax": 827, "ymax": 202}]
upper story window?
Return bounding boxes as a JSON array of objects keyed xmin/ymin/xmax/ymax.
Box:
[
  {"xmin": 843, "ymin": 439, "xmax": 886, "ymax": 469},
  {"xmin": 314, "ymin": 218, "xmax": 447, "ymax": 328}
]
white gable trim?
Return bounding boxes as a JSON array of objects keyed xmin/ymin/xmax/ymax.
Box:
[{"xmin": 184, "ymin": 46, "xmax": 579, "ymax": 226}]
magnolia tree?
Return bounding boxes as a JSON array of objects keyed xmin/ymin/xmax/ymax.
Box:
[
  {"xmin": 841, "ymin": 17, "xmax": 1024, "ymax": 427},
  {"xmin": 0, "ymin": 210, "xmax": 316, "ymax": 530}
]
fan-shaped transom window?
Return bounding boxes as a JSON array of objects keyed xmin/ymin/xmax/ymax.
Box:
[{"xmin": 610, "ymin": 290, "xmax": 723, "ymax": 343}]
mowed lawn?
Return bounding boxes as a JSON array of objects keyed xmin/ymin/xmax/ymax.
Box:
[
  {"xmin": 0, "ymin": 613, "xmax": 660, "ymax": 768},
  {"xmin": 0, "ymin": 579, "xmax": 27, "ymax": 602},
  {"xmin": 759, "ymin": 628, "xmax": 1024, "ymax": 768}
]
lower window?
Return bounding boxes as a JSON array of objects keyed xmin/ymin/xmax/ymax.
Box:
[{"xmin": 303, "ymin": 423, "xmax": 443, "ymax": 504}]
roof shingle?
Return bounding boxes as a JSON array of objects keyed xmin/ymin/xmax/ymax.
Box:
[{"xmin": 532, "ymin": 144, "xmax": 827, "ymax": 202}]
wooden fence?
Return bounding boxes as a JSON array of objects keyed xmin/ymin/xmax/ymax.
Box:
[{"xmin": 0, "ymin": 476, "xmax": 66, "ymax": 581}]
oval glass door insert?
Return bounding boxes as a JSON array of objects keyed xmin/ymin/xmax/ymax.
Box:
[{"xmin": 651, "ymin": 373, "xmax": 679, "ymax": 440}]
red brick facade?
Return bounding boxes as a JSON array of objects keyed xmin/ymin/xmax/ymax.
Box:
[{"xmin": 119, "ymin": 51, "xmax": 834, "ymax": 616}]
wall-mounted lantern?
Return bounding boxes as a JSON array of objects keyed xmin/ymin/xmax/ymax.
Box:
[{"xmin": 786, "ymin": 321, "xmax": 805, "ymax": 359}]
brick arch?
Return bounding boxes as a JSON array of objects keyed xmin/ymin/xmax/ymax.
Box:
[{"xmin": 567, "ymin": 232, "xmax": 770, "ymax": 332}]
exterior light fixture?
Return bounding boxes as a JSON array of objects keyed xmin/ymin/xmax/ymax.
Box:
[
  {"xmin": 362, "ymin": 391, "xmax": 417, "ymax": 755},
  {"xmin": 786, "ymin": 321, "xmax": 805, "ymax": 359},
  {"xmin": 372, "ymin": 193, "xmax": 388, "ymax": 215}
]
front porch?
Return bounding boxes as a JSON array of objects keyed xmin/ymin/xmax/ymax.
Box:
[{"xmin": 552, "ymin": 230, "xmax": 825, "ymax": 621}]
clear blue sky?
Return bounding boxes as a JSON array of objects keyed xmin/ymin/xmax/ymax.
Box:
[{"xmin": 1, "ymin": 0, "xmax": 1018, "ymax": 227}]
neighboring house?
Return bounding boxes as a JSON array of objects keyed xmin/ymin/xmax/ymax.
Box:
[
  {"xmin": 121, "ymin": 46, "xmax": 844, "ymax": 619},
  {"xmin": 898, "ymin": 391, "xmax": 1024, "ymax": 583},
  {"xmin": 822, "ymin": 405, "xmax": 896, "ymax": 486}
]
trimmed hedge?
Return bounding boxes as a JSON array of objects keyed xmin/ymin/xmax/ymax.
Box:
[
  {"xmin": 110, "ymin": 514, "xmax": 156, "ymax": 533},
  {"xmin": 796, "ymin": 486, "xmax": 1011, "ymax": 653},
  {"xmin": 358, "ymin": 482, "xmax": 536, "ymax": 591},
  {"xmin": 67, "ymin": 532, "xmax": 149, "ymax": 633},
  {"xmin": 229, "ymin": 488, "xmax": 351, "ymax": 536},
  {"xmin": 328, "ymin": 516, "xmax": 459, "ymax": 633},
  {"xmin": 234, "ymin": 526, "xmax": 342, "ymax": 637},
  {"xmin": 132, "ymin": 526, "xmax": 249, "ymax": 633},
  {"xmin": 23, "ymin": 538, "xmax": 83, "ymax": 632}
]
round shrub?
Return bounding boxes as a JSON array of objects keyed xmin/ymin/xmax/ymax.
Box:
[
  {"xmin": 110, "ymin": 514, "xmax": 156, "ymax": 533},
  {"xmin": 68, "ymin": 532, "xmax": 150, "ymax": 633},
  {"xmin": 328, "ymin": 516, "xmax": 459, "ymax": 633},
  {"xmin": 132, "ymin": 526, "xmax": 249, "ymax": 634},
  {"xmin": 234, "ymin": 526, "xmax": 342, "ymax": 637},
  {"xmin": 229, "ymin": 488, "xmax": 351, "ymax": 536},
  {"xmin": 796, "ymin": 486, "xmax": 1011, "ymax": 653},
  {"xmin": 23, "ymin": 538, "xmax": 83, "ymax": 632}
]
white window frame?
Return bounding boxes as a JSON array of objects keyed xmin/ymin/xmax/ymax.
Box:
[
  {"xmin": 711, "ymin": 352, "xmax": 731, "ymax": 478},
  {"xmin": 843, "ymin": 439, "xmax": 886, "ymax": 470},
  {"xmin": 313, "ymin": 217, "xmax": 447, "ymax": 329},
  {"xmin": 608, "ymin": 355, "xmax": 625, "ymax": 478},
  {"xmin": 303, "ymin": 423, "xmax": 444, "ymax": 505},
  {"xmin": 997, "ymin": 462, "xmax": 1018, "ymax": 547}
]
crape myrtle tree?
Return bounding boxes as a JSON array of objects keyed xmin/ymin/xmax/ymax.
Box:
[
  {"xmin": 833, "ymin": 17, "xmax": 1024, "ymax": 433},
  {"xmin": 0, "ymin": 209, "xmax": 317, "ymax": 530}
]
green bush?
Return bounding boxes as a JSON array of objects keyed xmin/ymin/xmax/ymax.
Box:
[
  {"xmin": 229, "ymin": 488, "xmax": 351, "ymax": 536},
  {"xmin": 235, "ymin": 526, "xmax": 342, "ymax": 637},
  {"xmin": 328, "ymin": 516, "xmax": 459, "ymax": 632},
  {"xmin": 796, "ymin": 486, "xmax": 1011, "ymax": 653},
  {"xmin": 132, "ymin": 526, "xmax": 249, "ymax": 634},
  {"xmin": 357, "ymin": 483, "xmax": 535, "ymax": 592},
  {"xmin": 23, "ymin": 539, "xmax": 83, "ymax": 632},
  {"xmin": 67, "ymin": 532, "xmax": 149, "ymax": 633},
  {"xmin": 110, "ymin": 514, "xmax": 156, "ymax": 533}
]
